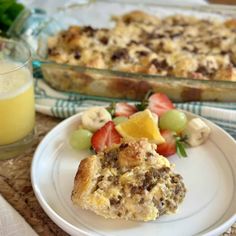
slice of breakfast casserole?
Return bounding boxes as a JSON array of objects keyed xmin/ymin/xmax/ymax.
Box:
[{"xmin": 71, "ymin": 138, "xmax": 186, "ymax": 221}]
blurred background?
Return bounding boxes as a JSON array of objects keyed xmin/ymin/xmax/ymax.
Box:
[
  {"xmin": 18, "ymin": 0, "xmax": 208, "ymax": 14},
  {"xmin": 16, "ymin": 0, "xmax": 236, "ymax": 16}
]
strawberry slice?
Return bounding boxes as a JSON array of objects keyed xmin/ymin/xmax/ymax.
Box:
[
  {"xmin": 148, "ymin": 93, "xmax": 174, "ymax": 116},
  {"xmin": 156, "ymin": 130, "xmax": 176, "ymax": 157},
  {"xmin": 91, "ymin": 121, "xmax": 122, "ymax": 152},
  {"xmin": 156, "ymin": 130, "xmax": 187, "ymax": 158},
  {"xmin": 115, "ymin": 103, "xmax": 137, "ymax": 117}
]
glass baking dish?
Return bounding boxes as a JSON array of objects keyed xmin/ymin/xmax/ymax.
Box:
[{"xmin": 8, "ymin": 0, "xmax": 236, "ymax": 102}]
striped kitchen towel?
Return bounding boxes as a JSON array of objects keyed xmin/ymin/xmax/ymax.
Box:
[{"xmin": 34, "ymin": 77, "xmax": 236, "ymax": 139}]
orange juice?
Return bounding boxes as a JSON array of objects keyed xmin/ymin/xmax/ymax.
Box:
[{"xmin": 0, "ymin": 61, "xmax": 35, "ymax": 145}]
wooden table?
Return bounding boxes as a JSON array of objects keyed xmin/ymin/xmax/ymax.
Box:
[{"xmin": 0, "ymin": 113, "xmax": 235, "ymax": 236}]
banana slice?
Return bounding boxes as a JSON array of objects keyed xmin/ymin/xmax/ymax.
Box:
[
  {"xmin": 182, "ymin": 118, "xmax": 211, "ymax": 147},
  {"xmin": 81, "ymin": 107, "xmax": 112, "ymax": 132}
]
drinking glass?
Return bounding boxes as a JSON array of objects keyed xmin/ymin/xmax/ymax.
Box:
[{"xmin": 0, "ymin": 38, "xmax": 35, "ymax": 160}]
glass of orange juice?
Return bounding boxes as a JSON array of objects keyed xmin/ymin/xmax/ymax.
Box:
[{"xmin": 0, "ymin": 38, "xmax": 35, "ymax": 160}]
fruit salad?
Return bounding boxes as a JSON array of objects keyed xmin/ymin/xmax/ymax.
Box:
[{"xmin": 70, "ymin": 93, "xmax": 211, "ymax": 158}]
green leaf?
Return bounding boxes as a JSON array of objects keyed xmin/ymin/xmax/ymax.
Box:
[
  {"xmin": 106, "ymin": 102, "xmax": 116, "ymax": 118},
  {"xmin": 0, "ymin": 0, "xmax": 24, "ymax": 35},
  {"xmin": 6, "ymin": 2, "xmax": 24, "ymax": 20},
  {"xmin": 0, "ymin": 14, "xmax": 13, "ymax": 27},
  {"xmin": 135, "ymin": 100, "xmax": 148, "ymax": 111},
  {"xmin": 135, "ymin": 90, "xmax": 153, "ymax": 111},
  {"xmin": 0, "ymin": 0, "xmax": 15, "ymax": 14},
  {"xmin": 176, "ymin": 140, "xmax": 188, "ymax": 158}
]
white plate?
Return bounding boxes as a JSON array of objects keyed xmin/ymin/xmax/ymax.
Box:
[{"xmin": 31, "ymin": 111, "xmax": 236, "ymax": 236}]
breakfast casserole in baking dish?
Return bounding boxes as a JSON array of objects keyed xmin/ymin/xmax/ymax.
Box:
[
  {"xmin": 12, "ymin": 2, "xmax": 234, "ymax": 101},
  {"xmin": 47, "ymin": 10, "xmax": 236, "ymax": 81}
]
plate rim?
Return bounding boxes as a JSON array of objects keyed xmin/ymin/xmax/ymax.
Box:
[{"xmin": 31, "ymin": 110, "xmax": 236, "ymax": 236}]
